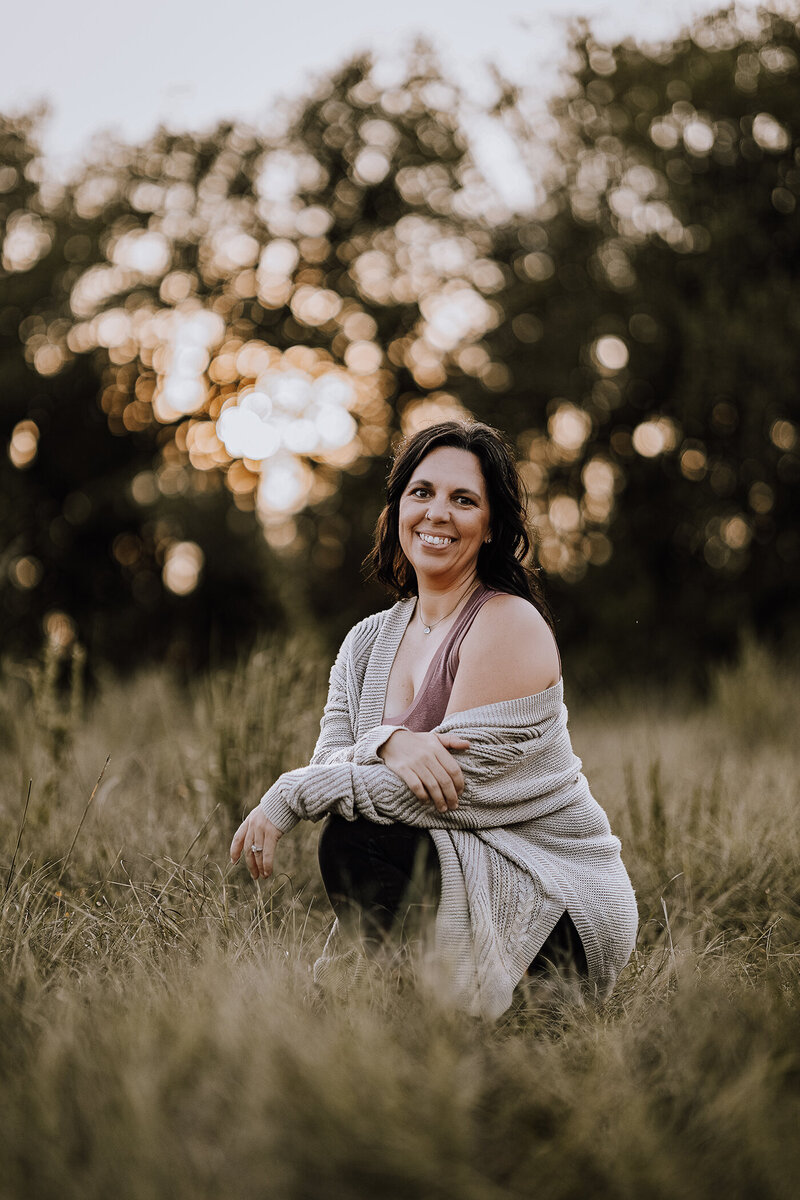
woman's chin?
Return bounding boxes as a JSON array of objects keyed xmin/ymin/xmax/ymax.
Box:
[{"xmin": 412, "ymin": 555, "xmax": 478, "ymax": 581}]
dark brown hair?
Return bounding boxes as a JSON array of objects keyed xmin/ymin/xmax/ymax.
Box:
[{"xmin": 363, "ymin": 420, "xmax": 554, "ymax": 630}]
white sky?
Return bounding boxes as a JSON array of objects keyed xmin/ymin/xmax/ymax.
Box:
[{"xmin": 3, "ymin": 0, "xmax": 771, "ymax": 202}]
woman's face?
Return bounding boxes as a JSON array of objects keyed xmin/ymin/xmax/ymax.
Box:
[{"xmin": 397, "ymin": 446, "xmax": 492, "ymax": 585}]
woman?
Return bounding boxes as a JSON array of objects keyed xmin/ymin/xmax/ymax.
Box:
[{"xmin": 231, "ymin": 420, "xmax": 638, "ymax": 1019}]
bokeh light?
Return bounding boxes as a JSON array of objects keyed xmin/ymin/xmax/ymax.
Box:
[
  {"xmin": 162, "ymin": 541, "xmax": 204, "ymax": 595},
  {"xmin": 751, "ymin": 112, "xmax": 790, "ymax": 152},
  {"xmin": 43, "ymin": 611, "xmax": 78, "ymax": 649},
  {"xmin": 10, "ymin": 556, "xmax": 42, "ymax": 589},
  {"xmin": 400, "ymin": 392, "xmax": 470, "ymax": 436},
  {"xmin": 548, "ymin": 404, "xmax": 592, "ymax": 459},
  {"xmin": 214, "ymin": 359, "xmax": 358, "ymax": 509},
  {"xmin": 680, "ymin": 443, "xmax": 708, "ymax": 481},
  {"xmin": 154, "ymin": 309, "xmax": 226, "ymax": 421},
  {"xmin": 632, "ymin": 416, "xmax": 680, "ymax": 458},
  {"xmin": 770, "ymin": 419, "xmax": 797, "ymax": 451},
  {"xmin": 8, "ymin": 420, "xmax": 39, "ymax": 469},
  {"xmin": 592, "ymin": 335, "xmax": 629, "ymax": 372},
  {"xmin": 1, "ymin": 212, "xmax": 52, "ymax": 272}
]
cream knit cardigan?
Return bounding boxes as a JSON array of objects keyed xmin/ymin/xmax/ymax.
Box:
[{"xmin": 259, "ymin": 597, "xmax": 639, "ymax": 1019}]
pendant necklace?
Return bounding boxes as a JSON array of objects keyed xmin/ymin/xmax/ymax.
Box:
[{"xmin": 417, "ymin": 580, "xmax": 478, "ymax": 635}]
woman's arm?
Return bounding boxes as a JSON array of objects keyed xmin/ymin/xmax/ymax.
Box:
[
  {"xmin": 306, "ymin": 626, "xmax": 362, "ymax": 765},
  {"xmin": 263, "ymin": 596, "xmax": 559, "ymax": 829},
  {"xmin": 230, "ymin": 702, "xmax": 571, "ymax": 881},
  {"xmin": 376, "ymin": 729, "xmax": 471, "ymax": 812},
  {"xmin": 258, "ymin": 702, "xmax": 578, "ymax": 836}
]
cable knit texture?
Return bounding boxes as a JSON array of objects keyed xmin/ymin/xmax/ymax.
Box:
[{"xmin": 260, "ymin": 597, "xmax": 639, "ymax": 1019}]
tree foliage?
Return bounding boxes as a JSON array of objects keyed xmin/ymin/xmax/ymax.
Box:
[
  {"xmin": 462, "ymin": 5, "xmax": 800, "ymax": 681},
  {"xmin": 1, "ymin": 9, "xmax": 798, "ymax": 683}
]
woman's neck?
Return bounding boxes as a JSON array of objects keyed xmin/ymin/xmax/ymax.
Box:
[{"xmin": 415, "ymin": 572, "xmax": 481, "ymax": 627}]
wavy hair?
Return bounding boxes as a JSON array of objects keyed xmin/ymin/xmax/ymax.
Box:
[{"xmin": 363, "ymin": 420, "xmax": 554, "ymax": 630}]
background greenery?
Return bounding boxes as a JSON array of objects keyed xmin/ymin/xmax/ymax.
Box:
[{"xmin": 2, "ymin": 5, "xmax": 798, "ymax": 686}]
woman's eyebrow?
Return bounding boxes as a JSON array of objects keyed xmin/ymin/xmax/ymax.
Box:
[{"xmin": 408, "ymin": 477, "xmax": 482, "ymax": 499}]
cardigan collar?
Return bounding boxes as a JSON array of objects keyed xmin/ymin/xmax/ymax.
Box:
[{"xmin": 356, "ymin": 597, "xmax": 417, "ymax": 739}]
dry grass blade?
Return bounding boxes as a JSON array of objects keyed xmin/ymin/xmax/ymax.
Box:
[
  {"xmin": 3, "ymin": 778, "xmax": 32, "ymax": 900},
  {"xmin": 59, "ymin": 756, "xmax": 110, "ymax": 883}
]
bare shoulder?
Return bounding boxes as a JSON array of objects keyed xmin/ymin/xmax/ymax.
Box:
[
  {"xmin": 445, "ymin": 593, "xmax": 561, "ymax": 713},
  {"xmin": 476, "ymin": 592, "xmax": 551, "ymax": 633},
  {"xmin": 468, "ymin": 594, "xmax": 560, "ymax": 674}
]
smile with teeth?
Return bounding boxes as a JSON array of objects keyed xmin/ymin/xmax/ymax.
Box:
[{"xmin": 417, "ymin": 532, "xmax": 455, "ymax": 546}]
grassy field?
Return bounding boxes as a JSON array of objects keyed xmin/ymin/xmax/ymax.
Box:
[{"xmin": 0, "ymin": 635, "xmax": 798, "ymax": 1200}]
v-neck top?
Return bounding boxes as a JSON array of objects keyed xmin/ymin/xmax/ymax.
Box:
[{"xmin": 383, "ymin": 582, "xmax": 506, "ymax": 731}]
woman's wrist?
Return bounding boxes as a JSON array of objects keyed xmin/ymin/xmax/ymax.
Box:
[
  {"xmin": 259, "ymin": 782, "xmax": 300, "ymax": 833},
  {"xmin": 377, "ymin": 725, "xmax": 410, "ymax": 759}
]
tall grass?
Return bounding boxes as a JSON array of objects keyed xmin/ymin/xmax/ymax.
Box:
[{"xmin": 0, "ymin": 635, "xmax": 798, "ymax": 1199}]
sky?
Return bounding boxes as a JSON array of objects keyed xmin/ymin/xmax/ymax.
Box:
[{"xmin": 3, "ymin": 0, "xmax": 776, "ymax": 202}]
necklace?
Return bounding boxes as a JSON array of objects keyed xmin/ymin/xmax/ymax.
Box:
[{"xmin": 417, "ymin": 580, "xmax": 478, "ymax": 635}]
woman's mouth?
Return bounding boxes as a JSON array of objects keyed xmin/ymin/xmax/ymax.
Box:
[{"xmin": 416, "ymin": 532, "xmax": 455, "ymax": 547}]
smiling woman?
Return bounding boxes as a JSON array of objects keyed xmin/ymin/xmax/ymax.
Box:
[
  {"xmin": 230, "ymin": 420, "xmax": 638, "ymax": 1019},
  {"xmin": 399, "ymin": 446, "xmax": 492, "ymax": 605}
]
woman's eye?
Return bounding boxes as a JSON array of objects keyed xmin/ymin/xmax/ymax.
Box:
[{"xmin": 410, "ymin": 488, "xmax": 429, "ymax": 497}]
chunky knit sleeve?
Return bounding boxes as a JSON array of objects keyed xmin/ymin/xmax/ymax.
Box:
[{"xmin": 260, "ymin": 611, "xmax": 401, "ymax": 832}]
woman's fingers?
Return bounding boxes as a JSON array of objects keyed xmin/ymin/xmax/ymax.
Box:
[
  {"xmin": 250, "ymin": 813, "xmax": 281, "ymax": 880},
  {"xmin": 436, "ymin": 750, "xmax": 465, "ymax": 797},
  {"xmin": 417, "ymin": 765, "xmax": 457, "ymax": 813},
  {"xmin": 429, "ymin": 745, "xmax": 464, "ymax": 798},
  {"xmin": 397, "ymin": 767, "xmax": 433, "ymax": 804},
  {"xmin": 258, "ymin": 844, "xmax": 274, "ymax": 880},
  {"xmin": 381, "ymin": 730, "xmax": 465, "ymax": 810},
  {"xmin": 434, "ymin": 735, "xmax": 468, "ymax": 795},
  {"xmin": 437, "ymin": 733, "xmax": 471, "ymax": 750},
  {"xmin": 433, "ymin": 762, "xmax": 460, "ymax": 809},
  {"xmin": 231, "ymin": 809, "xmax": 282, "ymax": 879},
  {"xmin": 230, "ymin": 817, "xmax": 249, "ymax": 864},
  {"xmin": 404, "ymin": 753, "xmax": 460, "ymax": 810},
  {"xmin": 244, "ymin": 842, "xmax": 261, "ymax": 880}
]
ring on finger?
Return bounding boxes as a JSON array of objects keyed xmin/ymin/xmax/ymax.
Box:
[{"xmin": 251, "ymin": 844, "xmax": 263, "ymax": 853}]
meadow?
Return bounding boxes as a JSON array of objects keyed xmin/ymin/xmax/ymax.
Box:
[{"xmin": 0, "ymin": 634, "xmax": 797, "ymax": 1200}]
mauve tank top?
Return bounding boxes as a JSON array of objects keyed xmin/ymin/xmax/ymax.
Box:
[{"xmin": 384, "ymin": 582, "xmax": 507, "ymax": 732}]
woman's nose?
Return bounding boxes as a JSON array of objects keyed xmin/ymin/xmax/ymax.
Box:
[{"xmin": 426, "ymin": 498, "xmax": 450, "ymax": 521}]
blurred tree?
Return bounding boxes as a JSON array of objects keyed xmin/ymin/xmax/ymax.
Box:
[
  {"xmin": 0, "ymin": 115, "xmax": 282, "ymax": 671},
  {"xmin": 7, "ymin": 45, "xmax": 503, "ymax": 655},
  {"xmin": 466, "ymin": 4, "xmax": 800, "ymax": 684},
  {"xmin": 4, "ymin": 10, "xmax": 799, "ymax": 685}
]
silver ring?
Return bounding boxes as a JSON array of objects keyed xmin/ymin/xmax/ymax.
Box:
[{"xmin": 250, "ymin": 844, "xmax": 263, "ymax": 853}]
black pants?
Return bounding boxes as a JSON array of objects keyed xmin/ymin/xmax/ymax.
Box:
[
  {"xmin": 318, "ymin": 813, "xmax": 588, "ymax": 978},
  {"xmin": 318, "ymin": 813, "xmax": 442, "ymax": 950}
]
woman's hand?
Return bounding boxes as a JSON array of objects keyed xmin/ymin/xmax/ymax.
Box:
[
  {"xmin": 378, "ymin": 729, "xmax": 471, "ymax": 813},
  {"xmin": 230, "ymin": 807, "xmax": 283, "ymax": 880}
]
